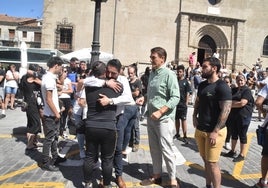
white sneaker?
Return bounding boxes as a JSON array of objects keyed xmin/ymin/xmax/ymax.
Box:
[{"xmin": 224, "ymin": 142, "xmax": 231, "ymax": 150}]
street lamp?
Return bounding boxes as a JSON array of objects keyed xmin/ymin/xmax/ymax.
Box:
[{"xmin": 90, "ymin": 0, "xmax": 108, "ymax": 67}]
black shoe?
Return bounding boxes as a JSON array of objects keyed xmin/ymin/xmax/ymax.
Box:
[
  {"xmin": 182, "ymin": 137, "xmax": 189, "ymax": 144},
  {"xmin": 223, "ymin": 150, "xmax": 236, "ymax": 158},
  {"xmin": 53, "ymin": 156, "xmax": 67, "ymax": 165},
  {"xmin": 41, "ymin": 163, "xmax": 59, "ymax": 171},
  {"xmin": 0, "ymin": 114, "xmax": 6, "ymax": 119},
  {"xmin": 173, "ymin": 133, "xmax": 180, "ymax": 140},
  {"xmin": 232, "ymin": 154, "xmax": 245, "ymax": 162}
]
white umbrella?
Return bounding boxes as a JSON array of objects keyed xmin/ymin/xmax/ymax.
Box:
[
  {"xmin": 61, "ymin": 48, "xmax": 113, "ymax": 63},
  {"xmin": 19, "ymin": 41, "xmax": 28, "ymax": 78}
]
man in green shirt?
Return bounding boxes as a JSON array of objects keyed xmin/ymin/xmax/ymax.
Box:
[{"xmin": 139, "ymin": 47, "xmax": 180, "ymax": 187}]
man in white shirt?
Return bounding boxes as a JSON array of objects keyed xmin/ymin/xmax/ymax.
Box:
[{"xmin": 41, "ymin": 57, "xmax": 66, "ymax": 171}]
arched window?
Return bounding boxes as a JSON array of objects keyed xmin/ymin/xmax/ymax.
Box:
[{"xmin": 263, "ymin": 36, "xmax": 268, "ymax": 56}]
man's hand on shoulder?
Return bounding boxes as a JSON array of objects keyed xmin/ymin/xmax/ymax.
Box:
[{"xmin": 106, "ymin": 79, "xmax": 122, "ymax": 93}]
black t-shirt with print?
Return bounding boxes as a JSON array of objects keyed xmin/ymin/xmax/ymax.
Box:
[
  {"xmin": 197, "ymin": 79, "xmax": 232, "ymax": 132},
  {"xmin": 177, "ymin": 78, "xmax": 191, "ymax": 107}
]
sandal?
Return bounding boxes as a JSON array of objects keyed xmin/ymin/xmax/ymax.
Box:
[{"xmin": 140, "ymin": 177, "xmax": 162, "ymax": 186}]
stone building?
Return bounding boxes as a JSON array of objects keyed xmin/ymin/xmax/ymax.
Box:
[
  {"xmin": 0, "ymin": 14, "xmax": 42, "ymax": 48},
  {"xmin": 41, "ymin": 0, "xmax": 268, "ymax": 70}
]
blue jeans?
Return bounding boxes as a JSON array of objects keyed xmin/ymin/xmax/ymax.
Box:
[{"xmin": 114, "ymin": 105, "xmax": 139, "ymax": 176}]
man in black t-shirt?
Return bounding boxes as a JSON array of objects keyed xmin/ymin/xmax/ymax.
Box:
[
  {"xmin": 174, "ymin": 65, "xmax": 191, "ymax": 143},
  {"xmin": 193, "ymin": 57, "xmax": 232, "ymax": 188},
  {"xmin": 0, "ymin": 64, "xmax": 6, "ymax": 119}
]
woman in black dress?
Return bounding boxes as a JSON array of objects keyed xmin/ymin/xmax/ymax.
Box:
[{"xmin": 21, "ymin": 64, "xmax": 43, "ymax": 151}]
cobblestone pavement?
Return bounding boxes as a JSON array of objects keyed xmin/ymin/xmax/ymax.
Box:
[{"xmin": 0, "ymin": 106, "xmax": 263, "ymax": 188}]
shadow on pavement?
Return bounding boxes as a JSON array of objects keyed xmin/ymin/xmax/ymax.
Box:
[
  {"xmin": 12, "ymin": 126, "xmax": 44, "ymax": 165},
  {"xmin": 187, "ymin": 163, "xmax": 251, "ymax": 188},
  {"xmin": 123, "ymin": 163, "xmax": 199, "ymax": 188},
  {"xmin": 175, "ymin": 137, "xmax": 199, "ymax": 153}
]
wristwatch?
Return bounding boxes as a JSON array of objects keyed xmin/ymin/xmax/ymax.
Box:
[{"xmin": 109, "ymin": 99, "xmax": 114, "ymax": 105}]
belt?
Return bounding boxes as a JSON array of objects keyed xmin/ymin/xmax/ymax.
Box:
[{"xmin": 44, "ymin": 115, "xmax": 56, "ymax": 119}]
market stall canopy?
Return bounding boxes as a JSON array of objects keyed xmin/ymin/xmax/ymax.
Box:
[{"xmin": 60, "ymin": 48, "xmax": 113, "ymax": 63}]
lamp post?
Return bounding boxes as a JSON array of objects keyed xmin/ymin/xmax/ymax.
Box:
[{"xmin": 90, "ymin": 0, "xmax": 108, "ymax": 66}]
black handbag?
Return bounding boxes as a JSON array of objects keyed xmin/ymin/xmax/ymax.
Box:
[{"xmin": 256, "ymin": 123, "xmax": 268, "ymax": 147}]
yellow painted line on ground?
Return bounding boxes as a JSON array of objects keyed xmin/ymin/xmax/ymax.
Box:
[
  {"xmin": 140, "ymin": 135, "xmax": 148, "ymax": 139},
  {"xmin": 0, "ymin": 134, "xmax": 13, "ymax": 138},
  {"xmin": 232, "ymin": 132, "xmax": 255, "ymax": 179},
  {"xmin": 184, "ymin": 161, "xmax": 204, "ymax": 171},
  {"xmin": 0, "ymin": 182, "xmax": 65, "ymax": 188},
  {"xmin": 0, "ymin": 164, "xmax": 38, "ymax": 181}
]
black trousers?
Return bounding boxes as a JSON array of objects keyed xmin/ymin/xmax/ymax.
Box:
[
  {"xmin": 42, "ymin": 116, "xmax": 60, "ymax": 164},
  {"xmin": 83, "ymin": 127, "xmax": 117, "ymax": 185}
]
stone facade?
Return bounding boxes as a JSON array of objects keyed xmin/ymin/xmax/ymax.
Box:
[{"xmin": 41, "ymin": 0, "xmax": 268, "ymax": 70}]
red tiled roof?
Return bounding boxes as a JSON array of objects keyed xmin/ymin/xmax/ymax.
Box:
[
  {"xmin": 0, "ymin": 14, "xmax": 35, "ymax": 23},
  {"xmin": 0, "ymin": 14, "xmax": 39, "ymax": 26}
]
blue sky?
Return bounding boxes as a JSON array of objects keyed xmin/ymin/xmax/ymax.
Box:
[{"xmin": 0, "ymin": 0, "xmax": 43, "ymax": 18}]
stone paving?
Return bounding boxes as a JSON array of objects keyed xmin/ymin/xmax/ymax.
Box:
[{"xmin": 0, "ymin": 106, "xmax": 263, "ymax": 188}]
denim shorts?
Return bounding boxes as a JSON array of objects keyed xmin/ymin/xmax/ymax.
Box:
[
  {"xmin": 0, "ymin": 87, "xmax": 4, "ymax": 100},
  {"xmin": 5, "ymin": 86, "xmax": 18, "ymax": 95}
]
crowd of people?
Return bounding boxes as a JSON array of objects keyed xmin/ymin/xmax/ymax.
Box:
[{"xmin": 0, "ymin": 47, "xmax": 268, "ymax": 188}]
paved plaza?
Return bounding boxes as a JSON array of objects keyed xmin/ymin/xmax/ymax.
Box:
[{"xmin": 0, "ymin": 105, "xmax": 263, "ymax": 188}]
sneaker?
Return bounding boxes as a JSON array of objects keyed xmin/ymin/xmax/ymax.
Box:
[
  {"xmin": 84, "ymin": 181, "xmax": 93, "ymax": 188},
  {"xmin": 34, "ymin": 141, "xmax": 43, "ymax": 147},
  {"xmin": 173, "ymin": 133, "xmax": 180, "ymax": 140},
  {"xmin": 233, "ymin": 154, "xmax": 245, "ymax": 162},
  {"xmin": 224, "ymin": 142, "xmax": 231, "ymax": 150},
  {"xmin": 223, "ymin": 150, "xmax": 236, "ymax": 158},
  {"xmin": 41, "ymin": 163, "xmax": 59, "ymax": 171},
  {"xmin": 61, "ymin": 133, "xmax": 68, "ymax": 139},
  {"xmin": 132, "ymin": 144, "xmax": 139, "ymax": 152},
  {"xmin": 254, "ymin": 178, "xmax": 268, "ymax": 188},
  {"xmin": 53, "ymin": 156, "xmax": 67, "ymax": 165}
]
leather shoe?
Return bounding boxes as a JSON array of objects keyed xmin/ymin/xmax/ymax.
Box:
[
  {"xmin": 41, "ymin": 163, "xmax": 59, "ymax": 171},
  {"xmin": 116, "ymin": 176, "xmax": 126, "ymax": 188}
]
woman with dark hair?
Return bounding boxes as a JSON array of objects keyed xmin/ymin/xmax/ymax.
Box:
[
  {"xmin": 223, "ymin": 74, "xmax": 254, "ymax": 162},
  {"xmin": 83, "ymin": 61, "xmax": 123, "ymax": 188},
  {"xmin": 20, "ymin": 64, "xmax": 43, "ymax": 151}
]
